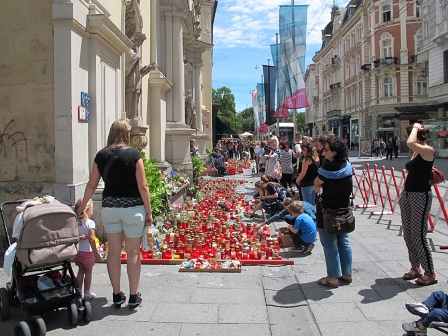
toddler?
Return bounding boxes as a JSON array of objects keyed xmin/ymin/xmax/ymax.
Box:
[{"xmin": 74, "ymin": 198, "xmax": 101, "ymax": 300}]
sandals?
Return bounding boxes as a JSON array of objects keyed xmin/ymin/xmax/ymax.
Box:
[
  {"xmin": 416, "ymin": 273, "xmax": 438, "ymax": 286},
  {"xmin": 338, "ymin": 276, "xmax": 352, "ymax": 284},
  {"xmin": 317, "ymin": 277, "xmax": 338, "ymax": 288},
  {"xmin": 403, "ymin": 268, "xmax": 422, "ymax": 280}
]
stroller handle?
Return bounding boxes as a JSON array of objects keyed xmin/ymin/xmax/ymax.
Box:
[{"xmin": 0, "ymin": 199, "xmax": 30, "ymax": 247}]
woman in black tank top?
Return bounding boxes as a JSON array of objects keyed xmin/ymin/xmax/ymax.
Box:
[{"xmin": 399, "ymin": 123, "xmax": 436, "ymax": 286}]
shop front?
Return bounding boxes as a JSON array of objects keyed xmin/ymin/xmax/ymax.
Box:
[{"xmin": 376, "ymin": 114, "xmax": 400, "ymax": 148}]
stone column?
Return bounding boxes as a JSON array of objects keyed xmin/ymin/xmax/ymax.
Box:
[
  {"xmin": 172, "ymin": 14, "xmax": 185, "ymax": 124},
  {"xmin": 194, "ymin": 60, "xmax": 203, "ymax": 131}
]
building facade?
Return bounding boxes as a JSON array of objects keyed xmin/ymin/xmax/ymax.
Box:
[
  {"xmin": 308, "ymin": 0, "xmax": 424, "ymax": 152},
  {"xmin": 0, "ymin": 0, "xmax": 216, "ymax": 210},
  {"xmin": 395, "ymin": 0, "xmax": 448, "ymax": 157}
]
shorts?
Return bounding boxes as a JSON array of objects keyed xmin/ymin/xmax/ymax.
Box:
[
  {"xmin": 74, "ymin": 251, "xmax": 95, "ymax": 268},
  {"xmin": 101, "ymin": 205, "xmax": 145, "ymax": 238}
]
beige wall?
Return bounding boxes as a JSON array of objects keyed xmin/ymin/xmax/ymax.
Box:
[{"xmin": 0, "ymin": 0, "xmax": 55, "ymax": 201}]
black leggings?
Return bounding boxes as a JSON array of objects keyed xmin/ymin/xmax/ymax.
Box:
[
  {"xmin": 399, "ymin": 190, "xmax": 434, "ymax": 274},
  {"xmin": 280, "ymin": 173, "xmax": 293, "ymax": 188}
]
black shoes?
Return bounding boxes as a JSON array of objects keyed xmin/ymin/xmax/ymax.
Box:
[
  {"xmin": 113, "ymin": 291, "xmax": 126, "ymax": 308},
  {"xmin": 128, "ymin": 292, "xmax": 142, "ymax": 310}
]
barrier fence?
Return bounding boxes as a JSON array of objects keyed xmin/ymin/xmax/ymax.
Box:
[{"xmin": 353, "ymin": 163, "xmax": 448, "ymax": 236}]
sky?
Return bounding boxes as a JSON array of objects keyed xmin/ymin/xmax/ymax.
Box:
[{"xmin": 211, "ymin": 0, "xmax": 348, "ymax": 113}]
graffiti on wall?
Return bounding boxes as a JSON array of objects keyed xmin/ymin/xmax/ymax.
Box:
[{"xmin": 0, "ymin": 119, "xmax": 29, "ymax": 161}]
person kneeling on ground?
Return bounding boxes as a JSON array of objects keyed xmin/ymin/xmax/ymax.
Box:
[
  {"xmin": 286, "ymin": 201, "xmax": 317, "ymax": 253},
  {"xmin": 254, "ymin": 198, "xmax": 316, "ymax": 232},
  {"xmin": 403, "ymin": 291, "xmax": 448, "ymax": 335},
  {"xmin": 211, "ymin": 147, "xmax": 227, "ymax": 177},
  {"xmin": 248, "ymin": 180, "xmax": 286, "ymax": 216}
]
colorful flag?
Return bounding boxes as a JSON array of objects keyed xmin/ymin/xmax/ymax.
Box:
[{"xmin": 279, "ymin": 5, "xmax": 309, "ymax": 110}]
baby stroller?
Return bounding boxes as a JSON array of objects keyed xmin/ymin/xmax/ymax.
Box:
[{"xmin": 0, "ymin": 199, "xmax": 91, "ymax": 336}]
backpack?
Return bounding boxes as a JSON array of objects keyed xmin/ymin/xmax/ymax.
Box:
[{"xmin": 268, "ymin": 183, "xmax": 293, "ymax": 201}]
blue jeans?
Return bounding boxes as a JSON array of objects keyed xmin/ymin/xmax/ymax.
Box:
[
  {"xmin": 301, "ymin": 185, "xmax": 316, "ymax": 206},
  {"xmin": 421, "ymin": 291, "xmax": 448, "ymax": 327},
  {"xmin": 318, "ymin": 228, "xmax": 353, "ymax": 278}
]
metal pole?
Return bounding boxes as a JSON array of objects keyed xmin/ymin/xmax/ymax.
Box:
[
  {"xmin": 274, "ymin": 34, "xmax": 280, "ymax": 137},
  {"xmin": 358, "ymin": 72, "xmax": 362, "ymax": 158}
]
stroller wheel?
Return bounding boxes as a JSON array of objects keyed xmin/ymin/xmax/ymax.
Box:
[
  {"xmin": 0, "ymin": 287, "xmax": 10, "ymax": 321},
  {"xmin": 29, "ymin": 315, "xmax": 46, "ymax": 336},
  {"xmin": 67, "ymin": 302, "xmax": 78, "ymax": 326},
  {"xmin": 82, "ymin": 300, "xmax": 92, "ymax": 322},
  {"xmin": 14, "ymin": 321, "xmax": 31, "ymax": 336}
]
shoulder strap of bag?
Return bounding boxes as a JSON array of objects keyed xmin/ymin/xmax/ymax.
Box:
[{"xmin": 103, "ymin": 146, "xmax": 126, "ymax": 181}]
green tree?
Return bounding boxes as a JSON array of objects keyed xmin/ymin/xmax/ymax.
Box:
[
  {"xmin": 284, "ymin": 111, "xmax": 306, "ymax": 132},
  {"xmin": 212, "ymin": 87, "xmax": 240, "ymax": 132},
  {"xmin": 237, "ymin": 107, "xmax": 254, "ymax": 133}
]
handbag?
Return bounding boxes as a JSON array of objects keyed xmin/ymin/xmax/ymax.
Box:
[
  {"xmin": 431, "ymin": 166, "xmax": 445, "ymax": 185},
  {"xmin": 319, "ymin": 195, "xmax": 355, "ymax": 235},
  {"xmin": 272, "ymin": 161, "xmax": 282, "ymax": 181}
]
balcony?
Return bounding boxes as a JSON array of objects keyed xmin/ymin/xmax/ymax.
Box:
[
  {"xmin": 327, "ymin": 109, "xmax": 342, "ymax": 118},
  {"xmin": 331, "ymin": 57, "xmax": 340, "ymax": 65},
  {"xmin": 381, "ymin": 57, "xmax": 398, "ymax": 66},
  {"xmin": 361, "ymin": 64, "xmax": 371, "ymax": 71},
  {"xmin": 330, "ymin": 82, "xmax": 341, "ymax": 90}
]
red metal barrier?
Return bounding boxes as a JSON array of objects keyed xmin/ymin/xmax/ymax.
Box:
[
  {"xmin": 355, "ymin": 164, "xmax": 378, "ymax": 209},
  {"xmin": 371, "ymin": 164, "xmax": 393, "ymax": 215}
]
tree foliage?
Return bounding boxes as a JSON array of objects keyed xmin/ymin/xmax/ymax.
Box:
[
  {"xmin": 283, "ymin": 111, "xmax": 306, "ymax": 132},
  {"xmin": 212, "ymin": 87, "xmax": 240, "ymax": 132},
  {"xmin": 237, "ymin": 107, "xmax": 254, "ymax": 133}
]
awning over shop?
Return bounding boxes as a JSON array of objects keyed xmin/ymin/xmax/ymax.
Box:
[
  {"xmin": 215, "ymin": 117, "xmax": 238, "ymax": 137},
  {"xmin": 394, "ymin": 102, "xmax": 448, "ymax": 113}
]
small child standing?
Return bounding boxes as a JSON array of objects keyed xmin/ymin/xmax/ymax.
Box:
[{"xmin": 74, "ymin": 198, "xmax": 101, "ymax": 300}]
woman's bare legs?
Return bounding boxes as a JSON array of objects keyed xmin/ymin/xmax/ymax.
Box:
[
  {"xmin": 125, "ymin": 237, "xmax": 141, "ymax": 295},
  {"xmin": 106, "ymin": 232, "xmax": 124, "ymax": 295}
]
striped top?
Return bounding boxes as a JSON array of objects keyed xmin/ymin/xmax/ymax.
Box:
[{"xmin": 279, "ymin": 149, "xmax": 294, "ymax": 174}]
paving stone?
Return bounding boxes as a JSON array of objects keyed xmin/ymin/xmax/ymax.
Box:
[
  {"xmin": 190, "ymin": 287, "xmax": 266, "ymax": 304},
  {"xmin": 151, "ymin": 303, "xmax": 218, "ymax": 323},
  {"xmin": 310, "ymin": 302, "xmax": 366, "ymax": 322},
  {"xmin": 318, "ymin": 321, "xmax": 404, "ymax": 336},
  {"xmin": 218, "ymin": 303, "xmax": 268, "ymax": 323},
  {"xmin": 264, "ymin": 287, "xmax": 306, "ymax": 307},
  {"xmin": 261, "ymin": 274, "xmax": 299, "ymax": 291},
  {"xmin": 180, "ymin": 323, "xmax": 271, "ymax": 336}
]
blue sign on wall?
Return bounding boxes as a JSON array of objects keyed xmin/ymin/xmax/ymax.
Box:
[
  {"xmin": 332, "ymin": 121, "xmax": 339, "ymax": 128},
  {"xmin": 81, "ymin": 92, "xmax": 90, "ymax": 122}
]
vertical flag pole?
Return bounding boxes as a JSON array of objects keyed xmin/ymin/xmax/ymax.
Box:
[{"xmin": 275, "ymin": 35, "xmax": 280, "ymax": 137}]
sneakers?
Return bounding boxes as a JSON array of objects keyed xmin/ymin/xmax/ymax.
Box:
[
  {"xmin": 402, "ymin": 321, "xmax": 427, "ymax": 334},
  {"xmin": 405, "ymin": 303, "xmax": 429, "ymax": 318},
  {"xmin": 303, "ymin": 243, "xmax": 315, "ymax": 253},
  {"xmin": 128, "ymin": 292, "xmax": 142, "ymax": 310},
  {"xmin": 84, "ymin": 292, "xmax": 96, "ymax": 301},
  {"xmin": 289, "ymin": 246, "xmax": 304, "ymax": 252},
  {"xmin": 113, "ymin": 291, "xmax": 126, "ymax": 308},
  {"xmin": 288, "ymin": 244, "xmax": 315, "ymax": 253}
]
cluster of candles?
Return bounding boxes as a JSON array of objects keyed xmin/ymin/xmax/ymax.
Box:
[{"xmin": 121, "ymin": 178, "xmax": 284, "ymax": 261}]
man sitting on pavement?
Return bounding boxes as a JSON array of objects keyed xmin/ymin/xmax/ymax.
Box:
[{"xmin": 403, "ymin": 291, "xmax": 448, "ymax": 335}]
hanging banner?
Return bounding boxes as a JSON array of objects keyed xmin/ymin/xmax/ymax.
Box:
[
  {"xmin": 279, "ymin": 5, "xmax": 309, "ymax": 110},
  {"xmin": 257, "ymin": 83, "xmax": 265, "ymax": 126},
  {"xmin": 263, "ymin": 65, "xmax": 276, "ymax": 125},
  {"xmin": 270, "ymin": 43, "xmax": 289, "ymax": 118},
  {"xmin": 252, "ymin": 89, "xmax": 260, "ymax": 130}
]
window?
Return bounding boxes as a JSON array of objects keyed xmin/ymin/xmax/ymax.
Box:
[
  {"xmin": 383, "ymin": 5, "xmax": 391, "ymax": 22},
  {"xmin": 383, "ymin": 40, "xmax": 392, "ymax": 58},
  {"xmin": 417, "ymin": 75, "xmax": 427, "ymax": 95},
  {"xmin": 384, "ymin": 77, "xmax": 393, "ymax": 97},
  {"xmin": 416, "ymin": 0, "xmax": 420, "ymax": 17},
  {"xmin": 350, "ymin": 59, "xmax": 354, "ymax": 77}
]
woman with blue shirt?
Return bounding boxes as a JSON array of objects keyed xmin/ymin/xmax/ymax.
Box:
[{"xmin": 314, "ymin": 136, "xmax": 353, "ymax": 288}]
